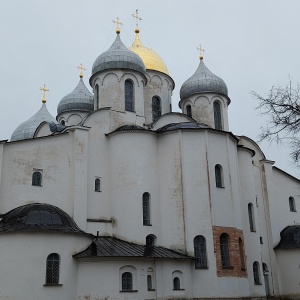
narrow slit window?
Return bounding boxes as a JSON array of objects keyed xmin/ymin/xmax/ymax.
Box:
[
  {"xmin": 147, "ymin": 275, "xmax": 152, "ymax": 290},
  {"xmin": 220, "ymin": 233, "xmax": 230, "ymax": 268},
  {"xmin": 289, "ymin": 196, "xmax": 296, "ymax": 212},
  {"xmin": 215, "ymin": 164, "xmax": 223, "ymax": 188},
  {"xmin": 95, "ymin": 178, "xmax": 101, "ymax": 192},
  {"xmin": 239, "ymin": 238, "xmax": 246, "ymax": 270},
  {"xmin": 248, "ymin": 203, "xmax": 256, "ymax": 232},
  {"xmin": 125, "ymin": 80, "xmax": 134, "ymax": 112},
  {"xmin": 143, "ymin": 192, "xmax": 151, "ymax": 225},
  {"xmin": 152, "ymin": 96, "xmax": 161, "ymax": 122},
  {"xmin": 186, "ymin": 105, "xmax": 192, "ymax": 118},
  {"xmin": 253, "ymin": 261, "xmax": 261, "ymax": 285},
  {"xmin": 214, "ymin": 101, "xmax": 222, "ymax": 130},
  {"xmin": 95, "ymin": 84, "xmax": 99, "ymax": 109}
]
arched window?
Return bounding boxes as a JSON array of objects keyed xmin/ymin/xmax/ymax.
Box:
[
  {"xmin": 45, "ymin": 253, "xmax": 60, "ymax": 284},
  {"xmin": 95, "ymin": 178, "xmax": 101, "ymax": 192},
  {"xmin": 122, "ymin": 272, "xmax": 133, "ymax": 291},
  {"xmin": 32, "ymin": 171, "xmax": 42, "ymax": 186},
  {"xmin": 289, "ymin": 196, "xmax": 296, "ymax": 212},
  {"xmin": 220, "ymin": 233, "xmax": 230, "ymax": 268},
  {"xmin": 60, "ymin": 119, "xmax": 65, "ymax": 125},
  {"xmin": 253, "ymin": 261, "xmax": 261, "ymax": 285},
  {"xmin": 173, "ymin": 277, "xmax": 180, "ymax": 290},
  {"xmin": 248, "ymin": 203, "xmax": 256, "ymax": 232},
  {"xmin": 143, "ymin": 192, "xmax": 151, "ymax": 225},
  {"xmin": 194, "ymin": 235, "xmax": 207, "ymax": 269},
  {"xmin": 239, "ymin": 238, "xmax": 246, "ymax": 270},
  {"xmin": 215, "ymin": 164, "xmax": 223, "ymax": 188},
  {"xmin": 125, "ymin": 80, "xmax": 134, "ymax": 112},
  {"xmin": 95, "ymin": 84, "xmax": 99, "ymax": 109},
  {"xmin": 146, "ymin": 234, "xmax": 156, "ymax": 246},
  {"xmin": 152, "ymin": 96, "xmax": 161, "ymax": 122},
  {"xmin": 213, "ymin": 101, "xmax": 222, "ymax": 130},
  {"xmin": 186, "ymin": 105, "xmax": 192, "ymax": 118}
]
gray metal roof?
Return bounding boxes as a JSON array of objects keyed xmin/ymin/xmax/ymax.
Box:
[
  {"xmin": 0, "ymin": 203, "xmax": 88, "ymax": 235},
  {"xmin": 156, "ymin": 122, "xmax": 211, "ymax": 133},
  {"xmin": 274, "ymin": 225, "xmax": 300, "ymax": 249},
  {"xmin": 73, "ymin": 236, "xmax": 193, "ymax": 259},
  {"xmin": 180, "ymin": 59, "xmax": 228, "ymax": 99},
  {"xmin": 10, "ymin": 103, "xmax": 56, "ymax": 141},
  {"xmin": 57, "ymin": 78, "xmax": 94, "ymax": 115},
  {"xmin": 91, "ymin": 34, "xmax": 147, "ymax": 79}
]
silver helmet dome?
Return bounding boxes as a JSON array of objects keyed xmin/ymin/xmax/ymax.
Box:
[{"xmin": 180, "ymin": 59, "xmax": 228, "ymax": 100}]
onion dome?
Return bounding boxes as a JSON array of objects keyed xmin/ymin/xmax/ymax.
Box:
[
  {"xmin": 180, "ymin": 58, "xmax": 228, "ymax": 100},
  {"xmin": 91, "ymin": 33, "xmax": 147, "ymax": 80},
  {"xmin": 11, "ymin": 102, "xmax": 55, "ymax": 142},
  {"xmin": 57, "ymin": 77, "xmax": 93, "ymax": 115},
  {"xmin": 129, "ymin": 29, "xmax": 169, "ymax": 75},
  {"xmin": 0, "ymin": 203, "xmax": 87, "ymax": 235}
]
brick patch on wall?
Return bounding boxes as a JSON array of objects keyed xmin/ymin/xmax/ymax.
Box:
[{"xmin": 213, "ymin": 226, "xmax": 247, "ymax": 278}]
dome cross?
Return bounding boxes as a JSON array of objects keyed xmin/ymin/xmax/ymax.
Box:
[
  {"xmin": 112, "ymin": 17, "xmax": 123, "ymax": 34},
  {"xmin": 132, "ymin": 9, "xmax": 142, "ymax": 32},
  {"xmin": 197, "ymin": 45, "xmax": 205, "ymax": 60},
  {"xmin": 77, "ymin": 63, "xmax": 86, "ymax": 78},
  {"xmin": 40, "ymin": 84, "xmax": 49, "ymax": 103}
]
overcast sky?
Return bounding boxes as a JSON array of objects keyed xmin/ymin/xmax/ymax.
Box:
[{"xmin": 1, "ymin": 0, "xmax": 300, "ymax": 177}]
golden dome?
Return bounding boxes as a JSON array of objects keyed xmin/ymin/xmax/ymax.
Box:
[{"xmin": 129, "ymin": 31, "xmax": 169, "ymax": 75}]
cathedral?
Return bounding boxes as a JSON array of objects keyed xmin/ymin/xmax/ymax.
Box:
[{"xmin": 0, "ymin": 14, "xmax": 299, "ymax": 300}]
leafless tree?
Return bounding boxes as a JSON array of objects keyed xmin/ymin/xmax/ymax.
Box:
[{"xmin": 252, "ymin": 77, "xmax": 300, "ymax": 165}]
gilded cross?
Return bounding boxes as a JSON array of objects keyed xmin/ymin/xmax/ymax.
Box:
[
  {"xmin": 40, "ymin": 84, "xmax": 49, "ymax": 103},
  {"xmin": 112, "ymin": 17, "xmax": 123, "ymax": 34},
  {"xmin": 132, "ymin": 9, "xmax": 142, "ymax": 30},
  {"xmin": 197, "ymin": 45, "xmax": 205, "ymax": 60},
  {"xmin": 77, "ymin": 63, "xmax": 86, "ymax": 78}
]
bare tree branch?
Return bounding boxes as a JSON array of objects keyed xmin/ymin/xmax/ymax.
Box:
[{"xmin": 252, "ymin": 77, "xmax": 300, "ymax": 165}]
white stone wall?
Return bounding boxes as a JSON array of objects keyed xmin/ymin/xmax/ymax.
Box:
[{"xmin": 0, "ymin": 233, "xmax": 90, "ymax": 300}]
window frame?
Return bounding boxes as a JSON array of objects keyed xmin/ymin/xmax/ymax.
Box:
[
  {"xmin": 289, "ymin": 196, "xmax": 296, "ymax": 212},
  {"xmin": 95, "ymin": 178, "xmax": 101, "ymax": 192},
  {"xmin": 146, "ymin": 234, "xmax": 156, "ymax": 246},
  {"xmin": 186, "ymin": 104, "xmax": 192, "ymax": 118},
  {"xmin": 173, "ymin": 277, "xmax": 181, "ymax": 290},
  {"xmin": 239, "ymin": 238, "xmax": 246, "ymax": 270},
  {"xmin": 215, "ymin": 164, "xmax": 224, "ymax": 188},
  {"xmin": 121, "ymin": 272, "xmax": 133, "ymax": 291},
  {"xmin": 95, "ymin": 84, "xmax": 99, "ymax": 109},
  {"xmin": 125, "ymin": 79, "xmax": 134, "ymax": 112},
  {"xmin": 32, "ymin": 170, "xmax": 42, "ymax": 187},
  {"xmin": 253, "ymin": 261, "xmax": 261, "ymax": 285},
  {"xmin": 248, "ymin": 203, "xmax": 256, "ymax": 232},
  {"xmin": 213, "ymin": 101, "xmax": 222, "ymax": 130},
  {"xmin": 45, "ymin": 253, "xmax": 60, "ymax": 286},
  {"xmin": 143, "ymin": 192, "xmax": 151, "ymax": 226},
  {"xmin": 152, "ymin": 96, "xmax": 161, "ymax": 122},
  {"xmin": 220, "ymin": 233, "xmax": 231, "ymax": 268},
  {"xmin": 194, "ymin": 235, "xmax": 208, "ymax": 269}
]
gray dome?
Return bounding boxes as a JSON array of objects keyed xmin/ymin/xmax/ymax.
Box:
[
  {"xmin": 11, "ymin": 103, "xmax": 55, "ymax": 142},
  {"xmin": 57, "ymin": 78, "xmax": 94, "ymax": 115},
  {"xmin": 91, "ymin": 34, "xmax": 147, "ymax": 79},
  {"xmin": 180, "ymin": 59, "xmax": 228, "ymax": 99},
  {"xmin": 0, "ymin": 203, "xmax": 86, "ymax": 235}
]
